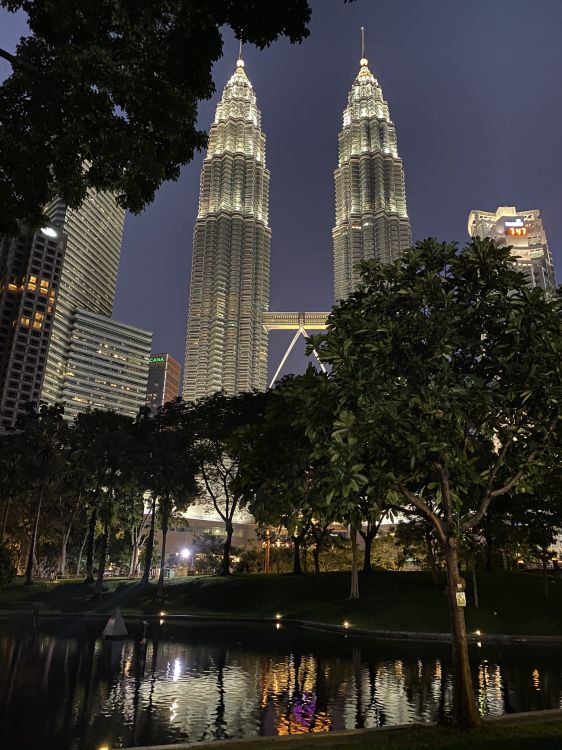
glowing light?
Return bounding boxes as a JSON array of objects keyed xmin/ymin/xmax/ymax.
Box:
[
  {"xmin": 160, "ymin": 611, "xmax": 166, "ymax": 617},
  {"xmin": 343, "ymin": 621, "xmax": 350, "ymax": 629},
  {"xmin": 173, "ymin": 657, "xmax": 181, "ymax": 681},
  {"xmin": 275, "ymin": 613, "xmax": 282, "ymax": 620},
  {"xmin": 275, "ymin": 623, "xmax": 281, "ymax": 630},
  {"xmin": 159, "ymin": 619, "xmax": 164, "ymax": 626},
  {"xmin": 477, "ymin": 641, "xmax": 482, "ymax": 648},
  {"xmin": 40, "ymin": 226, "xmax": 58, "ymax": 238},
  {"xmin": 180, "ymin": 548, "xmax": 191, "ymax": 560},
  {"xmin": 475, "ymin": 630, "xmax": 481, "ymax": 635}
]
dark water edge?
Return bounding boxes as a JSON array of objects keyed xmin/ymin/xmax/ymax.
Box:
[{"xmin": 0, "ymin": 616, "xmax": 561, "ymax": 750}]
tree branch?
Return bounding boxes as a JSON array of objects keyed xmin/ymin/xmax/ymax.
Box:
[{"xmin": 396, "ymin": 484, "xmax": 447, "ymax": 545}]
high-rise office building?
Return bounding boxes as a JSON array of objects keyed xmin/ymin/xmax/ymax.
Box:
[
  {"xmin": 40, "ymin": 191, "xmax": 126, "ymax": 404},
  {"xmin": 146, "ymin": 353, "xmax": 181, "ymax": 413},
  {"xmin": 333, "ymin": 53, "xmax": 411, "ymax": 300},
  {"xmin": 0, "ymin": 224, "xmax": 66, "ymax": 430},
  {"xmin": 61, "ymin": 309, "xmax": 152, "ymax": 420},
  {"xmin": 468, "ymin": 206, "xmax": 556, "ymax": 292},
  {"xmin": 183, "ymin": 56, "xmax": 271, "ymax": 400}
]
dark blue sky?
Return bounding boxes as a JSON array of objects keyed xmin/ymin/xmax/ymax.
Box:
[{"xmin": 2, "ymin": 0, "xmax": 562, "ymax": 380}]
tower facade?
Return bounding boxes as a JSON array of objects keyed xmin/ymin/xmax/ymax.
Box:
[
  {"xmin": 146, "ymin": 353, "xmax": 181, "ymax": 413},
  {"xmin": 0, "ymin": 224, "xmax": 66, "ymax": 429},
  {"xmin": 468, "ymin": 206, "xmax": 556, "ymax": 293},
  {"xmin": 183, "ymin": 58, "xmax": 271, "ymax": 400},
  {"xmin": 333, "ymin": 55, "xmax": 411, "ymax": 300},
  {"xmin": 40, "ymin": 191, "xmax": 126, "ymax": 404},
  {"xmin": 61, "ymin": 309, "xmax": 152, "ymax": 420}
]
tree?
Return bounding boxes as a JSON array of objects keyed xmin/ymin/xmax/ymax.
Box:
[
  {"xmin": 143, "ymin": 401, "xmax": 198, "ymax": 600},
  {"xmin": 72, "ymin": 409, "xmax": 135, "ymax": 591},
  {"xmin": 189, "ymin": 391, "xmax": 268, "ymax": 576},
  {"xmin": 16, "ymin": 403, "xmax": 67, "ymax": 585},
  {"xmin": 0, "ymin": 0, "xmax": 312, "ymax": 234},
  {"xmin": 307, "ymin": 238, "xmax": 562, "ymax": 728}
]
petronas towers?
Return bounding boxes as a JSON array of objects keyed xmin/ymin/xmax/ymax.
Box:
[
  {"xmin": 333, "ymin": 55, "xmax": 411, "ymax": 300},
  {"xmin": 183, "ymin": 57, "xmax": 270, "ymax": 400},
  {"xmin": 183, "ymin": 46, "xmax": 410, "ymax": 398}
]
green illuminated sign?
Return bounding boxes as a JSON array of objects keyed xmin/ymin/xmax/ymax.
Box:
[{"xmin": 149, "ymin": 356, "xmax": 165, "ymax": 363}]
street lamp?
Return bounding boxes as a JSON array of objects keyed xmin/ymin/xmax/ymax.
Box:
[{"xmin": 180, "ymin": 548, "xmax": 191, "ymax": 560}]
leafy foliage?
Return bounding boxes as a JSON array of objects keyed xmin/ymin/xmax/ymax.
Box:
[{"xmin": 0, "ymin": 0, "xmax": 312, "ymax": 233}]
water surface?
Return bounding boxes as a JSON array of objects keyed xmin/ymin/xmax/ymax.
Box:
[{"xmin": 0, "ymin": 617, "xmax": 560, "ymax": 749}]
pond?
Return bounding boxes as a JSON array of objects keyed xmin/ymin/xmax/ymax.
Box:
[{"xmin": 0, "ymin": 616, "xmax": 561, "ymax": 749}]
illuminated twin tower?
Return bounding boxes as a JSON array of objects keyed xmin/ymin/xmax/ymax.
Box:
[{"xmin": 183, "ymin": 43, "xmax": 411, "ymax": 399}]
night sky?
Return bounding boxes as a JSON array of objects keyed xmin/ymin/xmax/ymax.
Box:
[{"xmin": 2, "ymin": 0, "xmax": 562, "ymax": 382}]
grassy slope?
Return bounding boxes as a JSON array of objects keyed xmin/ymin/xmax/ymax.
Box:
[
  {"xmin": 217, "ymin": 717, "xmax": 562, "ymax": 750},
  {"xmin": 1, "ymin": 570, "xmax": 561, "ymax": 635}
]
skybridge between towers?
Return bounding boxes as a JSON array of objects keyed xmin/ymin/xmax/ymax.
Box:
[{"xmin": 262, "ymin": 311, "xmax": 331, "ymax": 388}]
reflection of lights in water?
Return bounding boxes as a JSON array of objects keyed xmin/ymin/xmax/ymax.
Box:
[
  {"xmin": 276, "ymin": 691, "xmax": 332, "ymax": 735},
  {"xmin": 173, "ymin": 658, "xmax": 181, "ymax": 682},
  {"xmin": 434, "ymin": 660, "xmax": 442, "ymax": 680},
  {"xmin": 170, "ymin": 699, "xmax": 178, "ymax": 722},
  {"xmin": 533, "ymin": 669, "xmax": 540, "ymax": 690},
  {"xmin": 275, "ymin": 623, "xmax": 281, "ymax": 631}
]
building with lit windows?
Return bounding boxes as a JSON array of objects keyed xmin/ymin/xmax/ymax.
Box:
[
  {"xmin": 40, "ymin": 191, "xmax": 126, "ymax": 405},
  {"xmin": 333, "ymin": 52, "xmax": 411, "ymax": 300},
  {"xmin": 468, "ymin": 206, "xmax": 556, "ymax": 292},
  {"xmin": 0, "ymin": 224, "xmax": 66, "ymax": 430},
  {"xmin": 183, "ymin": 55, "xmax": 270, "ymax": 400},
  {"xmin": 146, "ymin": 353, "xmax": 181, "ymax": 413},
  {"xmin": 61, "ymin": 309, "xmax": 152, "ymax": 420}
]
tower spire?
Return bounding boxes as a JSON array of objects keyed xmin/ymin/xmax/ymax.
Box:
[
  {"xmin": 237, "ymin": 39, "xmax": 244, "ymax": 67},
  {"xmin": 360, "ymin": 26, "xmax": 368, "ymax": 67}
]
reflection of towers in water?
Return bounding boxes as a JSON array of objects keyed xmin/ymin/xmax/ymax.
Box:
[
  {"xmin": 183, "ymin": 54, "xmax": 270, "ymax": 399},
  {"xmin": 332, "ymin": 36, "xmax": 411, "ymax": 301}
]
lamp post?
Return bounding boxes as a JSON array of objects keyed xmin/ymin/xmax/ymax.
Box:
[{"xmin": 180, "ymin": 548, "xmax": 191, "ymax": 575}]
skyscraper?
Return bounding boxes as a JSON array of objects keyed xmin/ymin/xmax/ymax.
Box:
[
  {"xmin": 40, "ymin": 191, "xmax": 126, "ymax": 404},
  {"xmin": 333, "ymin": 49, "xmax": 411, "ymax": 300},
  {"xmin": 468, "ymin": 206, "xmax": 556, "ymax": 292},
  {"xmin": 146, "ymin": 353, "xmax": 181, "ymax": 413},
  {"xmin": 61, "ymin": 309, "xmax": 152, "ymax": 420},
  {"xmin": 183, "ymin": 55, "xmax": 271, "ymax": 400},
  {"xmin": 0, "ymin": 224, "xmax": 66, "ymax": 430}
]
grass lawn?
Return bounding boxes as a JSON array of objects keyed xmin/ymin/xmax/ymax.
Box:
[
  {"xmin": 1, "ymin": 569, "xmax": 561, "ymax": 636},
  {"xmin": 207, "ymin": 716, "xmax": 562, "ymax": 750}
]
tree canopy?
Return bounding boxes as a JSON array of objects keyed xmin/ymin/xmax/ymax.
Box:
[{"xmin": 0, "ymin": 0, "xmax": 312, "ymax": 233}]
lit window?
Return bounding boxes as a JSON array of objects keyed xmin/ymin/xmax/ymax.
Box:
[{"xmin": 20, "ymin": 317, "xmax": 30, "ymax": 327}]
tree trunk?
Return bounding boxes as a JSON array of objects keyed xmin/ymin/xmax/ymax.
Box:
[
  {"xmin": 542, "ymin": 557, "xmax": 549, "ymax": 600},
  {"xmin": 129, "ymin": 537, "xmax": 139, "ymax": 579},
  {"xmin": 95, "ymin": 512, "xmax": 109, "ymax": 593},
  {"xmin": 1, "ymin": 494, "xmax": 11, "ymax": 545},
  {"xmin": 292, "ymin": 535, "xmax": 303, "ymax": 575},
  {"xmin": 425, "ymin": 526, "xmax": 439, "ymax": 584},
  {"xmin": 155, "ymin": 497, "xmax": 170, "ymax": 600},
  {"xmin": 362, "ymin": 530, "xmax": 374, "ymax": 573},
  {"xmin": 219, "ymin": 522, "xmax": 234, "ymax": 576},
  {"xmin": 85, "ymin": 506, "xmax": 97, "ymax": 583},
  {"xmin": 76, "ymin": 527, "xmax": 88, "ymax": 577},
  {"xmin": 141, "ymin": 498, "xmax": 156, "ymax": 584},
  {"xmin": 59, "ymin": 535, "xmax": 67, "ymax": 578},
  {"xmin": 312, "ymin": 545, "xmax": 320, "ymax": 575},
  {"xmin": 444, "ymin": 535, "xmax": 481, "ymax": 728},
  {"xmin": 349, "ymin": 526, "xmax": 359, "ymax": 600},
  {"xmin": 25, "ymin": 485, "xmax": 44, "ymax": 585}
]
